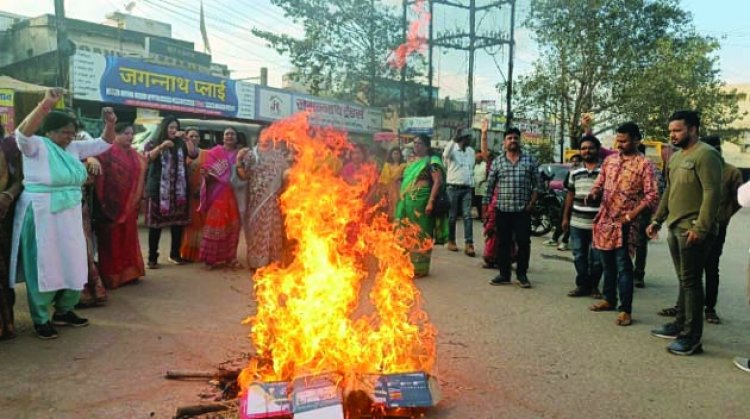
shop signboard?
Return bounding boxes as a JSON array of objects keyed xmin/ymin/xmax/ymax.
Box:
[
  {"xmin": 0, "ymin": 88, "xmax": 15, "ymax": 133},
  {"xmin": 70, "ymin": 51, "xmax": 255, "ymax": 119},
  {"xmin": 399, "ymin": 116, "xmax": 434, "ymax": 135},
  {"xmin": 292, "ymin": 94, "xmax": 382, "ymax": 134}
]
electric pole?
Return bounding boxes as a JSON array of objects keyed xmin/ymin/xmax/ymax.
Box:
[
  {"xmin": 54, "ymin": 0, "xmax": 68, "ymax": 90},
  {"xmin": 426, "ymin": 0, "xmax": 516, "ymax": 129}
]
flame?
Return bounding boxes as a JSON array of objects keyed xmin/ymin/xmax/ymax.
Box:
[
  {"xmin": 239, "ymin": 112, "xmax": 437, "ymax": 390},
  {"xmin": 388, "ymin": 0, "xmax": 431, "ymax": 70}
]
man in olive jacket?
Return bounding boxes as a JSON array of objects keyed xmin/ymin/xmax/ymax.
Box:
[{"xmin": 647, "ymin": 110, "xmax": 723, "ymax": 356}]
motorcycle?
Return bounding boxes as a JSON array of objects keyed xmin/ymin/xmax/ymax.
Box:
[{"xmin": 530, "ymin": 170, "xmax": 566, "ymax": 237}]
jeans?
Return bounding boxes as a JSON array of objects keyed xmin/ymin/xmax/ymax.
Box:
[
  {"xmin": 668, "ymin": 226, "xmax": 714, "ymax": 340},
  {"xmin": 447, "ymin": 185, "xmax": 473, "ymax": 244},
  {"xmin": 495, "ymin": 211, "xmax": 531, "ymax": 277},
  {"xmin": 600, "ymin": 227, "xmax": 634, "ymax": 313},
  {"xmin": 704, "ymin": 223, "xmax": 728, "ymax": 312},
  {"xmin": 570, "ymin": 227, "xmax": 602, "ymax": 291},
  {"xmin": 633, "ymin": 210, "xmax": 651, "ymax": 281},
  {"xmin": 148, "ymin": 225, "xmax": 184, "ymax": 262}
]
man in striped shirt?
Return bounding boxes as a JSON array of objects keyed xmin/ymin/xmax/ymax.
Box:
[{"xmin": 562, "ymin": 135, "xmax": 603, "ymax": 298}]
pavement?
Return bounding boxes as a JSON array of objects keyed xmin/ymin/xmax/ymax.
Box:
[{"xmin": 1, "ymin": 210, "xmax": 750, "ymax": 418}]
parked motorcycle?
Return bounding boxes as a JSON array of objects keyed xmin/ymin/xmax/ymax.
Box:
[{"xmin": 530, "ymin": 169, "xmax": 567, "ymax": 236}]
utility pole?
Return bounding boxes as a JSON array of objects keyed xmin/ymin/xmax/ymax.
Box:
[
  {"xmin": 506, "ymin": 0, "xmax": 516, "ymax": 129},
  {"xmin": 399, "ymin": 0, "xmax": 407, "ymax": 117},
  {"xmin": 467, "ymin": 0, "xmax": 475, "ymax": 129},
  {"xmin": 428, "ymin": 0, "xmax": 516, "ymax": 129},
  {"xmin": 54, "ymin": 0, "xmax": 69, "ymax": 90},
  {"xmin": 427, "ymin": 0, "xmax": 434, "ymax": 113}
]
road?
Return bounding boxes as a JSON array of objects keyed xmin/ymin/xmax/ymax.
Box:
[{"xmin": 1, "ymin": 210, "xmax": 749, "ymax": 418}]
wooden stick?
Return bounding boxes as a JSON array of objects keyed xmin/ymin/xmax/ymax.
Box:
[
  {"xmin": 165, "ymin": 369, "xmax": 240, "ymax": 380},
  {"xmin": 173, "ymin": 403, "xmax": 230, "ymax": 418}
]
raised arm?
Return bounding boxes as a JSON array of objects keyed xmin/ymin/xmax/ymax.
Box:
[
  {"xmin": 100, "ymin": 107, "xmax": 116, "ymax": 143},
  {"xmin": 479, "ymin": 118, "xmax": 490, "ymax": 161},
  {"xmin": 17, "ymin": 88, "xmax": 63, "ymax": 138}
]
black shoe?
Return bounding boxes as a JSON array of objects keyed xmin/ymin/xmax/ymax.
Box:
[
  {"xmin": 147, "ymin": 260, "xmax": 159, "ymax": 269},
  {"xmin": 34, "ymin": 322, "xmax": 59, "ymax": 340},
  {"xmin": 516, "ymin": 274, "xmax": 531, "ymax": 289},
  {"xmin": 567, "ymin": 287, "xmax": 591, "ymax": 297},
  {"xmin": 634, "ymin": 278, "xmax": 645, "ymax": 288},
  {"xmin": 667, "ymin": 338, "xmax": 703, "ymax": 356},
  {"xmin": 52, "ymin": 311, "xmax": 89, "ymax": 328},
  {"xmin": 651, "ymin": 323, "xmax": 682, "ymax": 339},
  {"xmin": 489, "ymin": 274, "xmax": 511, "ymax": 286},
  {"xmin": 168, "ymin": 256, "xmax": 188, "ymax": 265}
]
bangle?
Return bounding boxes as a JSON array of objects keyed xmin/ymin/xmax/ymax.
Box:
[{"xmin": 625, "ymin": 214, "xmax": 631, "ymax": 222}]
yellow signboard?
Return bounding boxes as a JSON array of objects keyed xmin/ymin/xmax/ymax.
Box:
[{"xmin": 0, "ymin": 88, "xmax": 15, "ymax": 132}]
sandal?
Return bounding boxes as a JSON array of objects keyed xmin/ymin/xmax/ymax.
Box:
[
  {"xmin": 658, "ymin": 306, "xmax": 678, "ymax": 317},
  {"xmin": 705, "ymin": 311, "xmax": 721, "ymax": 324},
  {"xmin": 615, "ymin": 312, "xmax": 632, "ymax": 326},
  {"xmin": 567, "ymin": 287, "xmax": 590, "ymax": 297},
  {"xmin": 589, "ymin": 300, "xmax": 615, "ymax": 312}
]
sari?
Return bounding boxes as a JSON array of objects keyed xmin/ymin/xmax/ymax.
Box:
[
  {"xmin": 0, "ymin": 148, "xmax": 17, "ymax": 338},
  {"xmin": 94, "ymin": 145, "xmax": 147, "ymax": 289},
  {"xmin": 482, "ymin": 182, "xmax": 517, "ymax": 267},
  {"xmin": 243, "ymin": 146, "xmax": 288, "ymax": 270},
  {"xmin": 378, "ymin": 162, "xmax": 406, "ymax": 220},
  {"xmin": 395, "ymin": 155, "xmax": 448, "ymax": 277},
  {"xmin": 199, "ymin": 146, "xmax": 241, "ymax": 266},
  {"xmin": 79, "ymin": 181, "xmax": 107, "ymax": 305},
  {"xmin": 180, "ymin": 150, "xmax": 207, "ymax": 261}
]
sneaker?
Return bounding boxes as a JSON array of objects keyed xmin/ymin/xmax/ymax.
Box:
[
  {"xmin": 489, "ymin": 274, "xmax": 511, "ymax": 286},
  {"xmin": 651, "ymin": 323, "xmax": 682, "ymax": 339},
  {"xmin": 147, "ymin": 260, "xmax": 159, "ymax": 269},
  {"xmin": 464, "ymin": 244, "xmax": 476, "ymax": 257},
  {"xmin": 52, "ymin": 311, "xmax": 89, "ymax": 328},
  {"xmin": 542, "ymin": 239, "xmax": 557, "ymax": 246},
  {"xmin": 34, "ymin": 322, "xmax": 59, "ymax": 340},
  {"xmin": 515, "ymin": 274, "xmax": 532, "ymax": 289},
  {"xmin": 634, "ymin": 278, "xmax": 645, "ymax": 288},
  {"xmin": 733, "ymin": 357, "xmax": 750, "ymax": 373},
  {"xmin": 168, "ymin": 256, "xmax": 187, "ymax": 265},
  {"xmin": 557, "ymin": 242, "xmax": 569, "ymax": 251},
  {"xmin": 667, "ymin": 338, "xmax": 703, "ymax": 356},
  {"xmin": 446, "ymin": 242, "xmax": 459, "ymax": 252}
]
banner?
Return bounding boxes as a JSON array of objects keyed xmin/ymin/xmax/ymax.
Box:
[
  {"xmin": 399, "ymin": 116, "xmax": 434, "ymax": 135},
  {"xmin": 292, "ymin": 95, "xmax": 382, "ymax": 134},
  {"xmin": 70, "ymin": 51, "xmax": 255, "ymax": 119},
  {"xmin": 256, "ymin": 87, "xmax": 293, "ymax": 121},
  {"xmin": 0, "ymin": 89, "xmax": 15, "ymax": 133}
]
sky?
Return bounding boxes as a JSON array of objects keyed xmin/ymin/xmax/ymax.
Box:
[{"xmin": 1, "ymin": 0, "xmax": 748, "ymax": 107}]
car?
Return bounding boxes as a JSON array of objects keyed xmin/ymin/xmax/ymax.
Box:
[{"xmin": 132, "ymin": 117, "xmax": 263, "ymax": 152}]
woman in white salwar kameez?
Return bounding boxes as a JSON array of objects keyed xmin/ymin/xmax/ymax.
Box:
[{"xmin": 9, "ymin": 88, "xmax": 115, "ymax": 339}]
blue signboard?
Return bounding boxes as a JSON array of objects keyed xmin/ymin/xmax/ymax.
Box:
[{"xmin": 71, "ymin": 51, "xmax": 255, "ymax": 119}]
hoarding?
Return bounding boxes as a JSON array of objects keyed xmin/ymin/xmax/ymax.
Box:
[{"xmin": 70, "ymin": 51, "xmax": 255, "ymax": 119}]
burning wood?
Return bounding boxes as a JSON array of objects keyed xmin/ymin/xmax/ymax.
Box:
[{"xmin": 236, "ymin": 112, "xmax": 440, "ymax": 417}]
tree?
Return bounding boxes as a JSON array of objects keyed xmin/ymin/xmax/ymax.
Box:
[
  {"xmin": 517, "ymin": 0, "xmax": 744, "ymax": 146},
  {"xmin": 253, "ymin": 0, "xmax": 426, "ymax": 109}
]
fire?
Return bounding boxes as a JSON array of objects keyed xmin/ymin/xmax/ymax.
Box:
[
  {"xmin": 238, "ymin": 112, "xmax": 437, "ymax": 391},
  {"xmin": 388, "ymin": 0, "xmax": 431, "ymax": 70}
]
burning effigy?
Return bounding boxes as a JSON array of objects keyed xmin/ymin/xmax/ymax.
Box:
[{"xmin": 237, "ymin": 113, "xmax": 439, "ymax": 418}]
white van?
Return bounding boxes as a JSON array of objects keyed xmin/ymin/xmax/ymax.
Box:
[{"xmin": 133, "ymin": 117, "xmax": 263, "ymax": 152}]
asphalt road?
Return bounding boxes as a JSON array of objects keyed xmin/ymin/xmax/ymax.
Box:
[{"xmin": 1, "ymin": 210, "xmax": 749, "ymax": 418}]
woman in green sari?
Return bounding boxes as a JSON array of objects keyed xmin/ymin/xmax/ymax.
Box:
[{"xmin": 395, "ymin": 135, "xmax": 448, "ymax": 277}]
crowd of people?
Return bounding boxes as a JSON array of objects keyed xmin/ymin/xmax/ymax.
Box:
[{"xmin": 1, "ymin": 88, "xmax": 749, "ymax": 372}]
